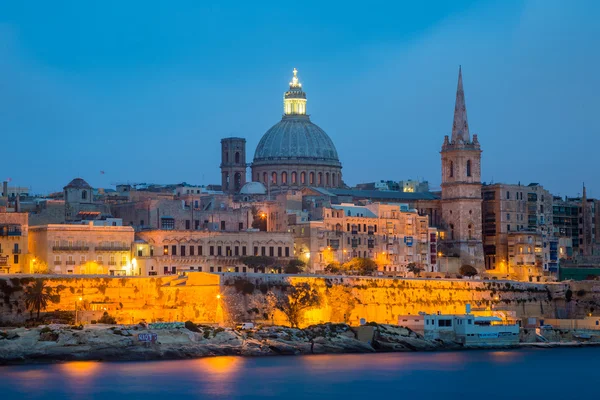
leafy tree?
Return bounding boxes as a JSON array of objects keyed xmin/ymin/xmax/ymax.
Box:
[
  {"xmin": 239, "ymin": 256, "xmax": 275, "ymax": 273},
  {"xmin": 24, "ymin": 279, "xmax": 54, "ymax": 319},
  {"xmin": 407, "ymin": 262, "xmax": 424, "ymax": 277},
  {"xmin": 99, "ymin": 311, "xmax": 117, "ymax": 324},
  {"xmin": 273, "ymin": 282, "xmax": 321, "ymax": 328},
  {"xmin": 31, "ymin": 260, "xmax": 51, "ymax": 274},
  {"xmin": 284, "ymin": 259, "xmax": 305, "ymax": 274},
  {"xmin": 250, "ymin": 206, "xmax": 267, "ymax": 231},
  {"xmin": 343, "ymin": 257, "xmax": 377, "ymax": 276},
  {"xmin": 324, "ymin": 262, "xmax": 342, "ymax": 274},
  {"xmin": 459, "ymin": 264, "xmax": 478, "ymax": 278}
]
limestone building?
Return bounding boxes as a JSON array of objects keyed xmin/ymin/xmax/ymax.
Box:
[
  {"xmin": 28, "ymin": 223, "xmax": 135, "ymax": 275},
  {"xmin": 439, "ymin": 67, "xmax": 484, "ymax": 270},
  {"xmin": 291, "ymin": 203, "xmax": 436, "ymax": 274},
  {"xmin": 0, "ymin": 212, "xmax": 29, "ymax": 274},
  {"xmin": 251, "ymin": 69, "xmax": 343, "ymax": 190},
  {"xmin": 134, "ymin": 230, "xmax": 295, "ymax": 275}
]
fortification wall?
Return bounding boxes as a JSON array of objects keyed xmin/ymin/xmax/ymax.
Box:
[{"xmin": 0, "ymin": 273, "xmax": 595, "ymax": 327}]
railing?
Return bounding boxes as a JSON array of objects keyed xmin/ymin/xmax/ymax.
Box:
[
  {"xmin": 53, "ymin": 246, "xmax": 90, "ymax": 251},
  {"xmin": 54, "ymin": 261, "xmax": 62, "ymax": 265},
  {"xmin": 108, "ymin": 261, "xmax": 117, "ymax": 266},
  {"xmin": 95, "ymin": 246, "xmax": 131, "ymax": 252},
  {"xmin": 96, "ymin": 261, "xmax": 104, "ymax": 265},
  {"xmin": 65, "ymin": 261, "xmax": 76, "ymax": 265},
  {"xmin": 120, "ymin": 261, "xmax": 128, "ymax": 266},
  {"xmin": 12, "ymin": 249, "xmax": 21, "ymax": 254},
  {"xmin": 0, "ymin": 231, "xmax": 22, "ymax": 237}
]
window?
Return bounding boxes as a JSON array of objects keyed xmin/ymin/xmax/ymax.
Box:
[
  {"xmin": 217, "ymin": 246, "xmax": 222, "ymax": 256},
  {"xmin": 235, "ymin": 246, "xmax": 239, "ymax": 256},
  {"xmin": 161, "ymin": 217, "xmax": 175, "ymax": 230},
  {"xmin": 261, "ymin": 246, "xmax": 266, "ymax": 256},
  {"xmin": 282, "ymin": 172, "xmax": 288, "ymax": 184},
  {"xmin": 181, "ymin": 246, "xmax": 186, "ymax": 256},
  {"xmin": 292, "ymin": 171, "xmax": 297, "ymax": 184},
  {"xmin": 450, "ymin": 224, "xmax": 455, "ymax": 240},
  {"xmin": 285, "ymin": 247, "xmax": 290, "ymax": 257},
  {"xmin": 318, "ymin": 172, "xmax": 323, "ymax": 185},
  {"xmin": 326, "ymin": 173, "xmax": 330, "ymax": 186},
  {"xmin": 190, "ymin": 246, "xmax": 195, "ymax": 256},
  {"xmin": 278, "ymin": 247, "xmax": 282, "ymax": 257},
  {"xmin": 507, "ymin": 213, "xmax": 510, "ymax": 221},
  {"xmin": 221, "ymin": 221, "xmax": 226, "ymax": 231},
  {"xmin": 235, "ymin": 152, "xmax": 240, "ymax": 164},
  {"xmin": 254, "ymin": 246, "xmax": 258, "ymax": 256},
  {"xmin": 332, "ymin": 173, "xmax": 337, "ymax": 187},
  {"xmin": 269, "ymin": 246, "xmax": 274, "ymax": 257},
  {"xmin": 81, "ymin": 190, "xmax": 87, "ymax": 200},
  {"xmin": 309, "ymin": 172, "xmax": 315, "ymax": 185},
  {"xmin": 466, "ymin": 160, "xmax": 471, "ymax": 177},
  {"xmin": 198, "ymin": 246, "xmax": 203, "ymax": 255},
  {"xmin": 468, "ymin": 224, "xmax": 472, "ymax": 239},
  {"xmin": 14, "ymin": 255, "xmax": 19, "ymax": 264},
  {"xmin": 449, "ymin": 161, "xmax": 454, "ymax": 178},
  {"xmin": 301, "ymin": 172, "xmax": 306, "ymax": 184},
  {"xmin": 242, "ymin": 246, "xmax": 247, "ymax": 256},
  {"xmin": 438, "ymin": 319, "xmax": 452, "ymax": 327},
  {"xmin": 171, "ymin": 245, "xmax": 177, "ymax": 255},
  {"xmin": 239, "ymin": 222, "xmax": 244, "ymax": 231},
  {"xmin": 271, "ymin": 172, "xmax": 277, "ymax": 185},
  {"xmin": 210, "ymin": 246, "xmax": 215, "ymax": 256},
  {"xmin": 506, "ymin": 191, "xmax": 510, "ymax": 200},
  {"xmin": 263, "ymin": 172, "xmax": 267, "ymax": 183},
  {"xmin": 226, "ymin": 246, "xmax": 231, "ymax": 256},
  {"xmin": 185, "ymin": 220, "xmax": 190, "ymax": 230}
]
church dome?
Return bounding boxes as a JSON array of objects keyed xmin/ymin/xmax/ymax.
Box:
[
  {"xmin": 239, "ymin": 181, "xmax": 267, "ymax": 195},
  {"xmin": 253, "ymin": 68, "xmax": 341, "ymax": 168},
  {"xmin": 253, "ymin": 115, "xmax": 340, "ymax": 167}
]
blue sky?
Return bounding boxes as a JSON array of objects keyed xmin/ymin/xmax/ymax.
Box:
[{"xmin": 0, "ymin": 0, "xmax": 598, "ymax": 196}]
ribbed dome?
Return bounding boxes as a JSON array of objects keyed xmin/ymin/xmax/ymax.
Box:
[
  {"xmin": 64, "ymin": 178, "xmax": 92, "ymax": 190},
  {"xmin": 239, "ymin": 181, "xmax": 267, "ymax": 195},
  {"xmin": 253, "ymin": 115, "xmax": 341, "ymax": 167}
]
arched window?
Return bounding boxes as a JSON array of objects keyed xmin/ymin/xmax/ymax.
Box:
[
  {"xmin": 255, "ymin": 173, "xmax": 259, "ymax": 182},
  {"xmin": 325, "ymin": 172, "xmax": 330, "ymax": 186},
  {"xmin": 281, "ymin": 172, "xmax": 288, "ymax": 184},
  {"xmin": 301, "ymin": 172, "xmax": 306, "ymax": 184},
  {"xmin": 466, "ymin": 160, "xmax": 472, "ymax": 177},
  {"xmin": 271, "ymin": 172, "xmax": 277, "ymax": 185},
  {"xmin": 263, "ymin": 172, "xmax": 267, "ymax": 183},
  {"xmin": 468, "ymin": 224, "xmax": 472, "ymax": 239},
  {"xmin": 235, "ymin": 152, "xmax": 240, "ymax": 164},
  {"xmin": 291, "ymin": 171, "xmax": 297, "ymax": 184},
  {"xmin": 450, "ymin": 224, "xmax": 455, "ymax": 240},
  {"xmin": 449, "ymin": 161, "xmax": 454, "ymax": 178},
  {"xmin": 309, "ymin": 172, "xmax": 315, "ymax": 185},
  {"xmin": 81, "ymin": 190, "xmax": 87, "ymax": 200},
  {"xmin": 318, "ymin": 172, "xmax": 323, "ymax": 185},
  {"xmin": 225, "ymin": 152, "xmax": 229, "ymax": 163},
  {"xmin": 332, "ymin": 173, "xmax": 337, "ymax": 187}
]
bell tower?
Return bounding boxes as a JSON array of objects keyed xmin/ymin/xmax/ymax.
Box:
[
  {"xmin": 440, "ymin": 67, "xmax": 484, "ymax": 270},
  {"xmin": 220, "ymin": 137, "xmax": 247, "ymax": 194}
]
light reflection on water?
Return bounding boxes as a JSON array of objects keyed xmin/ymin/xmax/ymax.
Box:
[{"xmin": 0, "ymin": 348, "xmax": 598, "ymax": 400}]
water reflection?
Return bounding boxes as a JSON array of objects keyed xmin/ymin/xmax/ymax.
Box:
[{"xmin": 190, "ymin": 356, "xmax": 244, "ymax": 396}]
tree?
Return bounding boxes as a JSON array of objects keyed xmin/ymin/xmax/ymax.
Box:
[
  {"xmin": 99, "ymin": 311, "xmax": 117, "ymax": 324},
  {"xmin": 459, "ymin": 264, "xmax": 478, "ymax": 278},
  {"xmin": 250, "ymin": 206, "xmax": 267, "ymax": 231},
  {"xmin": 273, "ymin": 282, "xmax": 321, "ymax": 328},
  {"xmin": 324, "ymin": 262, "xmax": 342, "ymax": 274},
  {"xmin": 343, "ymin": 257, "xmax": 377, "ymax": 276},
  {"xmin": 284, "ymin": 259, "xmax": 305, "ymax": 274},
  {"xmin": 239, "ymin": 256, "xmax": 276, "ymax": 273},
  {"xmin": 31, "ymin": 260, "xmax": 51, "ymax": 274},
  {"xmin": 407, "ymin": 262, "xmax": 423, "ymax": 277},
  {"xmin": 24, "ymin": 279, "xmax": 54, "ymax": 319}
]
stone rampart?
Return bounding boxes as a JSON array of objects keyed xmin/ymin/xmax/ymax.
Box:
[{"xmin": 0, "ymin": 273, "xmax": 595, "ymax": 327}]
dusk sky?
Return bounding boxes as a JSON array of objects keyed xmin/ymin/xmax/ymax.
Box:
[{"xmin": 0, "ymin": 0, "xmax": 598, "ymax": 196}]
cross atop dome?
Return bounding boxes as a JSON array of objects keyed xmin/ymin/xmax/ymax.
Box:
[{"xmin": 290, "ymin": 68, "xmax": 302, "ymax": 88}]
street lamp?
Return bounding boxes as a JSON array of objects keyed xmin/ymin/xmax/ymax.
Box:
[{"xmin": 75, "ymin": 296, "xmax": 83, "ymax": 325}]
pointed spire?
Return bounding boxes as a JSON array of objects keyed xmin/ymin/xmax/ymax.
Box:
[{"xmin": 451, "ymin": 66, "xmax": 470, "ymax": 143}]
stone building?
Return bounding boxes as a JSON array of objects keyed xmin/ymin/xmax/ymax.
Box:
[
  {"xmin": 482, "ymin": 183, "xmax": 557, "ymax": 279},
  {"xmin": 251, "ymin": 69, "xmax": 343, "ymax": 190},
  {"xmin": 134, "ymin": 230, "xmax": 295, "ymax": 275},
  {"xmin": 0, "ymin": 212, "xmax": 29, "ymax": 273},
  {"xmin": 290, "ymin": 203, "xmax": 436, "ymax": 274},
  {"xmin": 439, "ymin": 67, "xmax": 484, "ymax": 270},
  {"xmin": 28, "ymin": 223, "xmax": 135, "ymax": 275}
]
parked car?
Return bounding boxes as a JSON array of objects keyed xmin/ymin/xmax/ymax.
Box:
[
  {"xmin": 236, "ymin": 322, "xmax": 255, "ymax": 330},
  {"xmin": 540, "ymin": 324, "xmax": 553, "ymax": 330}
]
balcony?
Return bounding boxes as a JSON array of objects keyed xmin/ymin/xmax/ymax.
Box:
[
  {"xmin": 351, "ymin": 230, "xmax": 358, "ymax": 235},
  {"xmin": 96, "ymin": 261, "xmax": 104, "ymax": 265},
  {"xmin": 95, "ymin": 246, "xmax": 131, "ymax": 252},
  {"xmin": 120, "ymin": 261, "xmax": 128, "ymax": 266},
  {"xmin": 108, "ymin": 261, "xmax": 117, "ymax": 266},
  {"xmin": 54, "ymin": 261, "xmax": 62, "ymax": 265},
  {"xmin": 367, "ymin": 231, "xmax": 374, "ymax": 236},
  {"xmin": 53, "ymin": 246, "xmax": 90, "ymax": 252},
  {"xmin": 12, "ymin": 249, "xmax": 21, "ymax": 254},
  {"xmin": 0, "ymin": 230, "xmax": 21, "ymax": 237},
  {"xmin": 65, "ymin": 261, "xmax": 76, "ymax": 266}
]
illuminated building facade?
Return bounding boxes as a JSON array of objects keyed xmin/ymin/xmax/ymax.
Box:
[
  {"xmin": 28, "ymin": 223, "xmax": 135, "ymax": 275},
  {"xmin": 0, "ymin": 212, "xmax": 29, "ymax": 274},
  {"xmin": 134, "ymin": 229, "xmax": 295, "ymax": 275}
]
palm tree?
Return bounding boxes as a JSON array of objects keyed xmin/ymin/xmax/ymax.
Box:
[{"xmin": 24, "ymin": 279, "xmax": 53, "ymax": 319}]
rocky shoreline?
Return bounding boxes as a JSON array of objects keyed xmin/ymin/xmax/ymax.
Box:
[{"xmin": 1, "ymin": 323, "xmax": 598, "ymax": 365}]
